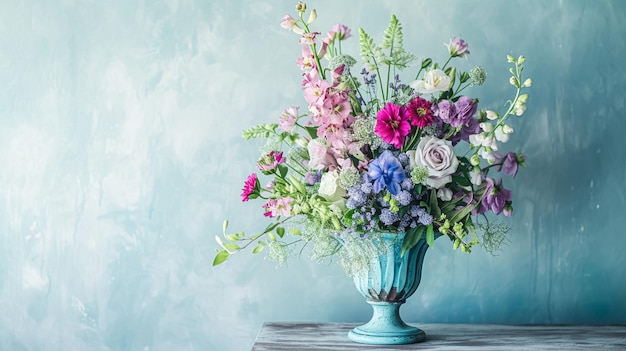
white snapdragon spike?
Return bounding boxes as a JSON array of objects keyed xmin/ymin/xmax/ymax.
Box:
[
  {"xmin": 479, "ymin": 122, "xmax": 492, "ymax": 132},
  {"xmin": 486, "ymin": 110, "xmax": 498, "ymax": 120},
  {"xmin": 469, "ymin": 169, "xmax": 483, "ymax": 186},
  {"xmin": 437, "ymin": 188, "xmax": 453, "ymax": 201}
]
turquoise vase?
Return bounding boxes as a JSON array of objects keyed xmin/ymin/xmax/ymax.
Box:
[{"xmin": 348, "ymin": 232, "xmax": 434, "ymax": 345}]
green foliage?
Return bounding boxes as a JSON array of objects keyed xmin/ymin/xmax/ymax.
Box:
[{"xmin": 242, "ymin": 123, "xmax": 278, "ymax": 140}]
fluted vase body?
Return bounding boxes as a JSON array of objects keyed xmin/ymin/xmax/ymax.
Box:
[{"xmin": 348, "ymin": 232, "xmax": 432, "ymax": 345}]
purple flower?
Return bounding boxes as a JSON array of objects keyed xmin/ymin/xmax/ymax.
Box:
[
  {"xmin": 483, "ymin": 178, "xmax": 513, "ymax": 216},
  {"xmin": 494, "ymin": 152, "xmax": 525, "ymax": 177},
  {"xmin": 455, "ymin": 96, "xmax": 477, "ymax": 124},
  {"xmin": 433, "ymin": 100, "xmax": 458, "ymax": 126},
  {"xmin": 451, "ymin": 117, "xmax": 481, "ymax": 145},
  {"xmin": 364, "ymin": 150, "xmax": 406, "ymax": 195},
  {"xmin": 447, "ymin": 37, "xmax": 470, "ymax": 58}
]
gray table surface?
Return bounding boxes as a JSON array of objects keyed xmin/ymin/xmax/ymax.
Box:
[{"xmin": 251, "ymin": 322, "xmax": 626, "ymax": 350}]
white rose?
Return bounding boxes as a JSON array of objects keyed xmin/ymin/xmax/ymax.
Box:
[
  {"xmin": 318, "ymin": 171, "xmax": 346, "ymax": 209},
  {"xmin": 409, "ymin": 69, "xmax": 451, "ymax": 94},
  {"xmin": 409, "ymin": 136, "xmax": 459, "ymax": 189}
]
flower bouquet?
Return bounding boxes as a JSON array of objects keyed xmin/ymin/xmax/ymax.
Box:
[{"xmin": 213, "ymin": 2, "xmax": 531, "ymax": 278}]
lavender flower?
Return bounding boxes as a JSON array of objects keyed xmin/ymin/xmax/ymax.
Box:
[{"xmin": 380, "ymin": 208, "xmax": 399, "ymax": 226}]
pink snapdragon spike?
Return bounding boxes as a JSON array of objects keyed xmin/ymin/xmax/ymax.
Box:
[{"xmin": 374, "ymin": 103, "xmax": 411, "ymax": 149}]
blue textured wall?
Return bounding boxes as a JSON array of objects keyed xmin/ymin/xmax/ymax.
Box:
[{"xmin": 1, "ymin": 1, "xmax": 625, "ymax": 350}]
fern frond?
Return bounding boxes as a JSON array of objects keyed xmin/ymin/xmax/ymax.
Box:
[{"xmin": 381, "ymin": 14, "xmax": 403, "ymax": 50}]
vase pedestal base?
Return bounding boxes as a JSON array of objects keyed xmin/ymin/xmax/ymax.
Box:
[{"xmin": 347, "ymin": 301, "xmax": 426, "ymax": 345}]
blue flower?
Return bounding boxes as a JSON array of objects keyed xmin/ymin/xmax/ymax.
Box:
[{"xmin": 364, "ymin": 150, "xmax": 406, "ymax": 195}]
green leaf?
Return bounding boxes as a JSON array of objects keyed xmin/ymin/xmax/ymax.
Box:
[
  {"xmin": 223, "ymin": 243, "xmax": 240, "ymax": 251},
  {"xmin": 276, "ymin": 227, "xmax": 285, "ymax": 238},
  {"xmin": 290, "ymin": 228, "xmax": 302, "ymax": 236},
  {"xmin": 252, "ymin": 245, "xmax": 265, "ymax": 254},
  {"xmin": 429, "ymin": 189, "xmax": 441, "ymax": 218},
  {"xmin": 264, "ymin": 222, "xmax": 280, "ymax": 233},
  {"xmin": 268, "ymin": 232, "xmax": 277, "ymax": 241},
  {"xmin": 401, "ymin": 226, "xmax": 425, "ymax": 256},
  {"xmin": 452, "ymin": 176, "xmax": 471, "ymax": 187},
  {"xmin": 225, "ymin": 234, "xmax": 239, "ymax": 241},
  {"xmin": 222, "ymin": 220, "xmax": 229, "ymax": 233},
  {"xmin": 449, "ymin": 203, "xmax": 476, "ymax": 224},
  {"xmin": 212, "ymin": 250, "xmax": 230, "ymax": 266},
  {"xmin": 278, "ymin": 164, "xmax": 288, "ymax": 179},
  {"xmin": 426, "ymin": 224, "xmax": 435, "ymax": 247}
]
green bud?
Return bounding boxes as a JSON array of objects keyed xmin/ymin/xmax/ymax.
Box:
[
  {"xmin": 517, "ymin": 55, "xmax": 525, "ymax": 64},
  {"xmin": 470, "ymin": 154, "xmax": 481, "ymax": 166},
  {"xmin": 421, "ymin": 58, "xmax": 432, "ymax": 69},
  {"xmin": 506, "ymin": 55, "xmax": 515, "ymax": 63},
  {"xmin": 296, "ymin": 1, "xmax": 306, "ymax": 12}
]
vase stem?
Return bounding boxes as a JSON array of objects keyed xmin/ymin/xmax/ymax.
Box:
[{"xmin": 348, "ymin": 301, "xmax": 425, "ymax": 345}]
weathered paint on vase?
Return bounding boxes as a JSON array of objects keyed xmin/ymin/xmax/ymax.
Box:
[{"xmin": 348, "ymin": 232, "xmax": 434, "ymax": 345}]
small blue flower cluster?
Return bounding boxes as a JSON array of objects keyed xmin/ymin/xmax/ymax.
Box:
[{"xmin": 345, "ymin": 151, "xmax": 433, "ymax": 233}]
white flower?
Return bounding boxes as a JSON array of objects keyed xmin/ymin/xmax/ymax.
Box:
[
  {"xmin": 409, "ymin": 69, "xmax": 451, "ymax": 94},
  {"xmin": 485, "ymin": 110, "xmax": 498, "ymax": 120},
  {"xmin": 437, "ymin": 188, "xmax": 453, "ymax": 201},
  {"xmin": 318, "ymin": 170, "xmax": 346, "ymax": 209},
  {"xmin": 469, "ymin": 169, "xmax": 483, "ymax": 186},
  {"xmin": 479, "ymin": 122, "xmax": 492, "ymax": 132},
  {"xmin": 495, "ymin": 125, "xmax": 513, "ymax": 143},
  {"xmin": 409, "ymin": 136, "xmax": 459, "ymax": 189}
]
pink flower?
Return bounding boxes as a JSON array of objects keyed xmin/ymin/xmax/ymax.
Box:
[
  {"xmin": 327, "ymin": 24, "xmax": 351, "ymax": 43},
  {"xmin": 241, "ymin": 173, "xmax": 259, "ymax": 202},
  {"xmin": 263, "ymin": 197, "xmax": 293, "ymax": 218},
  {"xmin": 446, "ymin": 37, "xmax": 470, "ymax": 58},
  {"xmin": 280, "ymin": 14, "xmax": 298, "ymax": 30},
  {"xmin": 406, "ymin": 97, "xmax": 434, "ymax": 128},
  {"xmin": 279, "ymin": 107, "xmax": 299, "ymax": 132},
  {"xmin": 299, "ymin": 32, "xmax": 320, "ymax": 45},
  {"xmin": 374, "ymin": 103, "xmax": 411, "ymax": 149},
  {"xmin": 257, "ymin": 151, "xmax": 286, "ymax": 171}
]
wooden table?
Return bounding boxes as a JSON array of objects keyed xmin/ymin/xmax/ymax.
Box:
[{"xmin": 251, "ymin": 322, "xmax": 626, "ymax": 350}]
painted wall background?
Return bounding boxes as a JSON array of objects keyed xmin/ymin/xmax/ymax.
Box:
[{"xmin": 1, "ymin": 0, "xmax": 625, "ymax": 350}]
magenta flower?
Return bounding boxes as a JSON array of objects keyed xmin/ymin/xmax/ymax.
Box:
[
  {"xmin": 241, "ymin": 173, "xmax": 260, "ymax": 202},
  {"xmin": 257, "ymin": 151, "xmax": 286, "ymax": 172},
  {"xmin": 263, "ymin": 197, "xmax": 293, "ymax": 218},
  {"xmin": 374, "ymin": 103, "xmax": 411, "ymax": 149},
  {"xmin": 406, "ymin": 97, "xmax": 434, "ymax": 128},
  {"xmin": 446, "ymin": 37, "xmax": 470, "ymax": 58}
]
